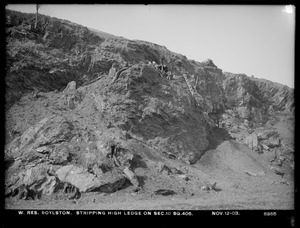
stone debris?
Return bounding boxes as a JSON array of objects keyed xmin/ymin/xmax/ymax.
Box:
[
  {"xmin": 270, "ymin": 166, "xmax": 285, "ymax": 177},
  {"xmin": 157, "ymin": 162, "xmax": 183, "ymax": 175},
  {"xmin": 261, "ymin": 144, "xmax": 269, "ymax": 151},
  {"xmin": 272, "ymin": 180, "xmax": 291, "ymax": 186},
  {"xmin": 109, "ymin": 145, "xmax": 140, "ymax": 191},
  {"xmin": 178, "ymin": 174, "xmax": 189, "ymax": 181},
  {"xmin": 154, "ymin": 189, "xmax": 176, "ymax": 196},
  {"xmin": 273, "ymin": 159, "xmax": 284, "ymax": 167},
  {"xmin": 244, "ymin": 171, "xmax": 265, "ymax": 177},
  {"xmin": 35, "ymin": 145, "xmax": 52, "ymax": 154},
  {"xmin": 244, "ymin": 171, "xmax": 257, "ymax": 176},
  {"xmin": 201, "ymin": 181, "xmax": 218, "ymax": 191},
  {"xmin": 257, "ymin": 130, "xmax": 279, "ymax": 141},
  {"xmin": 262, "ymin": 137, "xmax": 281, "ymax": 149}
]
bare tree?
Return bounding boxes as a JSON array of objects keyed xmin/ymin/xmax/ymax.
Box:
[{"xmin": 35, "ymin": 4, "xmax": 41, "ymax": 29}]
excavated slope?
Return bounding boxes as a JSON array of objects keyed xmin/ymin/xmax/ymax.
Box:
[{"xmin": 4, "ymin": 10, "xmax": 294, "ymax": 209}]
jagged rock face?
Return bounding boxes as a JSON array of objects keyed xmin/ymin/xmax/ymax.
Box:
[
  {"xmin": 252, "ymin": 78, "xmax": 294, "ymax": 113},
  {"xmin": 5, "ymin": 115, "xmax": 75, "ymax": 159},
  {"xmin": 5, "ymin": 9, "xmax": 221, "ymax": 112},
  {"xmin": 6, "ymin": 9, "xmax": 293, "ymax": 126},
  {"xmin": 5, "ymin": 10, "xmax": 104, "ymax": 109},
  {"xmin": 5, "ymin": 9, "xmax": 294, "ymax": 146},
  {"xmin": 222, "ymin": 72, "xmax": 294, "ymax": 128},
  {"xmin": 223, "ymin": 72, "xmax": 294, "ymax": 113},
  {"xmin": 102, "ymin": 63, "xmax": 211, "ymax": 162}
]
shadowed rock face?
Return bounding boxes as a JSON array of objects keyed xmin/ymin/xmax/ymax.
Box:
[
  {"xmin": 103, "ymin": 63, "xmax": 211, "ymax": 161},
  {"xmin": 5, "ymin": 9, "xmax": 294, "ymax": 200}
]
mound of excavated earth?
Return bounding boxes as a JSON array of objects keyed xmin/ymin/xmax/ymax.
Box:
[{"xmin": 198, "ymin": 140, "xmax": 268, "ymax": 176}]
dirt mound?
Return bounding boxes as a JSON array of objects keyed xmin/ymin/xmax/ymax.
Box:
[{"xmin": 197, "ymin": 140, "xmax": 269, "ymax": 176}]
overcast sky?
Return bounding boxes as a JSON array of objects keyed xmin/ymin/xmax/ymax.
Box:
[{"xmin": 6, "ymin": 4, "xmax": 295, "ymax": 88}]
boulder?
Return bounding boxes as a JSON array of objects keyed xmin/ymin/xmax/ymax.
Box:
[
  {"xmin": 244, "ymin": 133, "xmax": 258, "ymax": 150},
  {"xmin": 36, "ymin": 145, "xmax": 54, "ymax": 154},
  {"xmin": 257, "ymin": 130, "xmax": 279, "ymax": 140},
  {"xmin": 108, "ymin": 65, "xmax": 117, "ymax": 78},
  {"xmin": 178, "ymin": 174, "xmax": 189, "ymax": 181},
  {"xmin": 262, "ymin": 136, "xmax": 281, "ymax": 148},
  {"xmin": 56, "ymin": 165, "xmax": 102, "ymax": 192},
  {"xmin": 63, "ymin": 81, "xmax": 76, "ymax": 94},
  {"xmin": 261, "ymin": 144, "xmax": 269, "ymax": 151},
  {"xmin": 122, "ymin": 166, "xmax": 139, "ymax": 188},
  {"xmin": 154, "ymin": 189, "xmax": 176, "ymax": 196},
  {"xmin": 62, "ymin": 81, "xmax": 84, "ymax": 109},
  {"xmin": 56, "ymin": 165, "xmax": 126, "ymax": 193},
  {"xmin": 270, "ymin": 166, "xmax": 285, "ymax": 177},
  {"xmin": 202, "ymin": 181, "xmax": 218, "ymax": 191}
]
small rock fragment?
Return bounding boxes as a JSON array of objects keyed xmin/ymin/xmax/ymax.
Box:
[
  {"xmin": 178, "ymin": 174, "xmax": 189, "ymax": 181},
  {"xmin": 154, "ymin": 189, "xmax": 176, "ymax": 196}
]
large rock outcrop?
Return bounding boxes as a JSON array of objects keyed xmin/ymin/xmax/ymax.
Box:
[{"xmin": 5, "ymin": 9, "xmax": 294, "ymax": 201}]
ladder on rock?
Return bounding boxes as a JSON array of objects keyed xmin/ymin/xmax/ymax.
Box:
[
  {"xmin": 182, "ymin": 73, "xmax": 204, "ymax": 105},
  {"xmin": 183, "ymin": 73, "xmax": 215, "ymax": 126}
]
